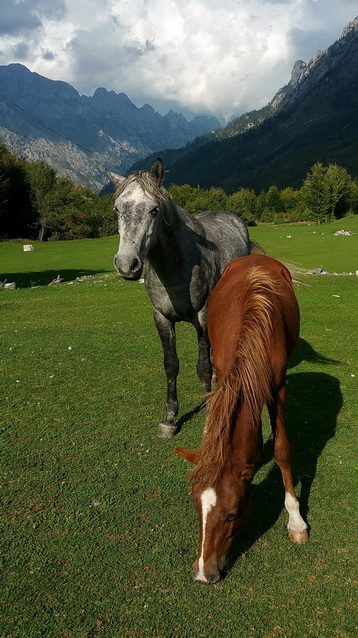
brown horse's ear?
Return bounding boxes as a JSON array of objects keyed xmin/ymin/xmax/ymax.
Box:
[
  {"xmin": 151, "ymin": 157, "xmax": 164, "ymax": 186},
  {"xmin": 238, "ymin": 464, "xmax": 255, "ymax": 481},
  {"xmin": 174, "ymin": 447, "xmax": 199, "ymax": 465},
  {"xmin": 106, "ymin": 168, "xmax": 126, "ymax": 186}
]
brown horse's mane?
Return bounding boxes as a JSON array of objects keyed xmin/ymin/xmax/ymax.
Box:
[{"xmin": 190, "ymin": 266, "xmax": 283, "ymax": 487}]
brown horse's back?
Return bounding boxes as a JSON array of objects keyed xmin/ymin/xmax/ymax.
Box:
[{"xmin": 207, "ymin": 255, "xmax": 299, "ymax": 384}]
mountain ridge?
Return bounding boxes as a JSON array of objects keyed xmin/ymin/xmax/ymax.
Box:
[{"xmin": 0, "ymin": 63, "xmax": 221, "ymax": 191}]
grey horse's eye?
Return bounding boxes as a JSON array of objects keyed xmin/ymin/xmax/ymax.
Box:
[{"xmin": 150, "ymin": 206, "xmax": 159, "ymax": 215}]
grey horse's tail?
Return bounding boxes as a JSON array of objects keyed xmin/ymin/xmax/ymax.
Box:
[
  {"xmin": 249, "ymin": 239, "xmax": 308, "ymax": 284},
  {"xmin": 249, "ymin": 239, "xmax": 265, "ymax": 255}
]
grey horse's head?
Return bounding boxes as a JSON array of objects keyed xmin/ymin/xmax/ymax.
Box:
[{"xmin": 109, "ymin": 158, "xmax": 165, "ymax": 280}]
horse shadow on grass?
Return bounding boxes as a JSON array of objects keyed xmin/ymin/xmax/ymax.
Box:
[
  {"xmin": 176, "ymin": 401, "xmax": 206, "ymax": 434},
  {"xmin": 1, "ymin": 268, "xmax": 113, "ymax": 289},
  {"xmin": 175, "ymin": 337, "xmax": 338, "ymax": 435},
  {"xmin": 288, "ymin": 337, "xmax": 339, "ymax": 369},
  {"xmin": 226, "ymin": 338, "xmax": 343, "ymax": 573}
]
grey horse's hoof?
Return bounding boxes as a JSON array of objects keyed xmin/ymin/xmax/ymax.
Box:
[{"xmin": 157, "ymin": 423, "xmax": 177, "ymax": 439}]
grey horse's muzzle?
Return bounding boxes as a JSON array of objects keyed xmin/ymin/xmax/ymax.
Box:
[{"xmin": 114, "ymin": 253, "xmax": 143, "ymax": 280}]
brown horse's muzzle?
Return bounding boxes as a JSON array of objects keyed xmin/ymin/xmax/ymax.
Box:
[{"xmin": 192, "ymin": 556, "xmax": 225, "ymax": 584}]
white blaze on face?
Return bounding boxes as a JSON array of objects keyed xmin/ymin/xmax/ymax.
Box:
[
  {"xmin": 197, "ymin": 487, "xmax": 217, "ymax": 581},
  {"xmin": 114, "ymin": 181, "xmax": 159, "ymax": 274},
  {"xmin": 116, "ymin": 181, "xmax": 158, "ymax": 214}
]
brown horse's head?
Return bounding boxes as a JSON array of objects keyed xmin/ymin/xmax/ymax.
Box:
[{"xmin": 175, "ymin": 447, "xmax": 254, "ymax": 584}]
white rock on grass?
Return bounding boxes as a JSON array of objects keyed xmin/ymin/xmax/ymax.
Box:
[{"xmin": 334, "ymin": 229, "xmax": 356, "ymax": 236}]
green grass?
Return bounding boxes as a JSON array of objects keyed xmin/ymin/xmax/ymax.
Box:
[
  {"xmin": 1, "ymin": 220, "xmax": 357, "ymax": 637},
  {"xmin": 0, "ymin": 236, "xmax": 119, "ymax": 288},
  {"xmin": 1, "ymin": 216, "xmax": 357, "ymax": 290},
  {"xmin": 249, "ymin": 216, "xmax": 358, "ymax": 273}
]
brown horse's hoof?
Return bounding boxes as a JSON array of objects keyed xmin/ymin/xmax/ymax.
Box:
[
  {"xmin": 157, "ymin": 423, "xmax": 177, "ymax": 439},
  {"xmin": 288, "ymin": 529, "xmax": 309, "ymax": 544}
]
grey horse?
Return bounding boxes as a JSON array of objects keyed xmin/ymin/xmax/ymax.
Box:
[{"xmin": 109, "ymin": 158, "xmax": 253, "ymax": 438}]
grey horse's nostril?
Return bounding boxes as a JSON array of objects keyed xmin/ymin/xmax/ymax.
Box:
[{"xmin": 130, "ymin": 258, "xmax": 140, "ymax": 272}]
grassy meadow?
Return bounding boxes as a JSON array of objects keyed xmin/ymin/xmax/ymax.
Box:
[{"xmin": 1, "ymin": 217, "xmax": 357, "ymax": 637}]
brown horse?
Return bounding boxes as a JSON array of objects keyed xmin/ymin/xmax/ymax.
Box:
[{"xmin": 175, "ymin": 254, "xmax": 309, "ymax": 583}]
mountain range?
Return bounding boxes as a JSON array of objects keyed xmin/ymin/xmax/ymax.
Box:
[{"xmin": 0, "ymin": 64, "xmax": 220, "ymax": 191}]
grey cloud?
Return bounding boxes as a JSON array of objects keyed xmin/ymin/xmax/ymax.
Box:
[
  {"xmin": 289, "ymin": 27, "xmax": 327, "ymax": 62},
  {"xmin": 0, "ymin": 4, "xmax": 41, "ymax": 35},
  {"xmin": 0, "ymin": 0, "xmax": 66, "ymax": 36},
  {"xmin": 13, "ymin": 42, "xmax": 30, "ymax": 59},
  {"xmin": 65, "ymin": 27, "xmax": 157, "ymax": 95},
  {"xmin": 123, "ymin": 39, "xmax": 156, "ymax": 61},
  {"xmin": 37, "ymin": 0, "xmax": 66, "ymax": 21},
  {"xmin": 42, "ymin": 50, "xmax": 56, "ymax": 61}
]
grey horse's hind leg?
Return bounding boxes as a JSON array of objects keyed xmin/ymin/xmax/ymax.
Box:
[{"xmin": 152, "ymin": 309, "xmax": 179, "ymax": 438}]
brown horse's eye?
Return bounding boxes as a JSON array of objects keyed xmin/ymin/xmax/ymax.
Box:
[{"xmin": 225, "ymin": 513, "xmax": 237, "ymax": 522}]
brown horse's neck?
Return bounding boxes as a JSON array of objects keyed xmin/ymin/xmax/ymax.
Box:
[{"xmin": 231, "ymin": 401, "xmax": 263, "ymax": 470}]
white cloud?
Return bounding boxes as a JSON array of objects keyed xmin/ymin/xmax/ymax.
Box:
[{"xmin": 0, "ymin": 0, "xmax": 356, "ymax": 120}]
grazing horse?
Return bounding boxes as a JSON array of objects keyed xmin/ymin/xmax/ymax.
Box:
[
  {"xmin": 175, "ymin": 254, "xmax": 309, "ymax": 583},
  {"xmin": 109, "ymin": 158, "xmax": 252, "ymax": 438}
]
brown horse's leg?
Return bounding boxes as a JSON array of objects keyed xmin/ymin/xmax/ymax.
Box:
[{"xmin": 268, "ymin": 384, "xmax": 309, "ymax": 544}]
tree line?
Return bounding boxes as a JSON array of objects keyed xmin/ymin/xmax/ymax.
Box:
[
  {"xmin": 0, "ymin": 144, "xmax": 117, "ymax": 240},
  {"xmin": 168, "ymin": 162, "xmax": 358, "ymax": 225},
  {"xmin": 1, "ymin": 142, "xmax": 357, "ymax": 241}
]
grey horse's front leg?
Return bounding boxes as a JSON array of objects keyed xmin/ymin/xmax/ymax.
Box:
[
  {"xmin": 152, "ymin": 309, "xmax": 179, "ymax": 438},
  {"xmin": 194, "ymin": 312, "xmax": 212, "ymax": 395}
]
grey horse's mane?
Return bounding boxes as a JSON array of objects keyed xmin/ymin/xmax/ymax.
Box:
[{"xmin": 114, "ymin": 170, "xmax": 172, "ymax": 210}]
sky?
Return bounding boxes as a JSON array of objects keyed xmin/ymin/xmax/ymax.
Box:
[{"xmin": 0, "ymin": 0, "xmax": 357, "ymax": 121}]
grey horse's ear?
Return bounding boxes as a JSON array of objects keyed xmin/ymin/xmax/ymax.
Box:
[
  {"xmin": 106, "ymin": 169, "xmax": 126, "ymax": 186},
  {"xmin": 151, "ymin": 157, "xmax": 164, "ymax": 186}
]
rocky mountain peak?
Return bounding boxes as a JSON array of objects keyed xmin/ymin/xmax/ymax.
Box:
[
  {"xmin": 274, "ymin": 15, "xmax": 358, "ymax": 113},
  {"xmin": 93, "ymin": 87, "xmax": 109, "ymax": 98},
  {"xmin": 341, "ymin": 15, "xmax": 358, "ymax": 38},
  {"xmin": 290, "ymin": 60, "xmax": 307, "ymax": 86}
]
